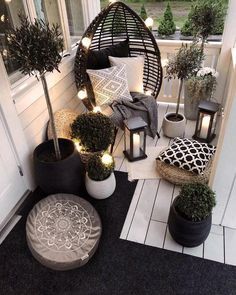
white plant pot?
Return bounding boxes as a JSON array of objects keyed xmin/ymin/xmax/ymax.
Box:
[
  {"xmin": 85, "ymin": 172, "xmax": 116, "ymax": 199},
  {"xmin": 162, "ymin": 112, "xmax": 186, "ymax": 138}
]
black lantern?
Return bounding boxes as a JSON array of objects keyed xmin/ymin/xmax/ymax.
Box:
[
  {"xmin": 193, "ymin": 100, "xmax": 219, "ymax": 143},
  {"xmin": 123, "ymin": 116, "xmax": 147, "ymax": 162}
]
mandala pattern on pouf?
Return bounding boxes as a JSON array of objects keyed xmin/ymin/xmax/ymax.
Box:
[
  {"xmin": 158, "ymin": 137, "xmax": 216, "ymax": 175},
  {"xmin": 35, "ymin": 200, "xmax": 92, "ymax": 251}
]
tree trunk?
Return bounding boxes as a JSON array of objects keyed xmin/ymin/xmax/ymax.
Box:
[
  {"xmin": 175, "ymin": 78, "xmax": 183, "ymax": 117},
  {"xmin": 40, "ymin": 73, "xmax": 61, "ymax": 160}
]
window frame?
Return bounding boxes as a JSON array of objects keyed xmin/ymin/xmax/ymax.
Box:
[{"xmin": 3, "ymin": 0, "xmax": 100, "ymax": 112}]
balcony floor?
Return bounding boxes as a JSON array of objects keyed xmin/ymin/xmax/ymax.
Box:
[{"xmin": 114, "ymin": 102, "xmax": 236, "ymax": 266}]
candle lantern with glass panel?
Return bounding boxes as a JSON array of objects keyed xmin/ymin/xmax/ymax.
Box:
[
  {"xmin": 193, "ymin": 100, "xmax": 219, "ymax": 143},
  {"xmin": 123, "ymin": 117, "xmax": 148, "ymax": 162}
]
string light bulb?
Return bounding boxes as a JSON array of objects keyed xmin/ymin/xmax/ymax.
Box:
[
  {"xmin": 73, "ymin": 140, "xmax": 82, "ymax": 152},
  {"xmin": 101, "ymin": 153, "xmax": 113, "ymax": 166},
  {"xmin": 93, "ymin": 106, "xmax": 101, "ymax": 113},
  {"xmin": 81, "ymin": 37, "xmax": 91, "ymax": 49},
  {"xmin": 145, "ymin": 90, "xmax": 152, "ymax": 96},
  {"xmin": 145, "ymin": 17, "xmax": 154, "ymax": 30},
  {"xmin": 77, "ymin": 89, "xmax": 87, "ymax": 100}
]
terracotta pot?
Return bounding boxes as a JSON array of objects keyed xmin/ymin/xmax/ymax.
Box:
[
  {"xmin": 85, "ymin": 172, "xmax": 116, "ymax": 199},
  {"xmin": 162, "ymin": 112, "xmax": 186, "ymax": 138}
]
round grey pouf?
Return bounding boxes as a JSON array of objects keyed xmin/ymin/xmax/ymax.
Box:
[{"xmin": 26, "ymin": 194, "xmax": 102, "ymax": 271}]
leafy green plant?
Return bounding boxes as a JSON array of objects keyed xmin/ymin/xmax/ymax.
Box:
[
  {"xmin": 158, "ymin": 3, "xmax": 176, "ymax": 36},
  {"xmin": 87, "ymin": 153, "xmax": 115, "ymax": 181},
  {"xmin": 185, "ymin": 70, "xmax": 217, "ymax": 104},
  {"xmin": 140, "ymin": 3, "xmax": 148, "ymax": 21},
  {"xmin": 6, "ymin": 15, "xmax": 63, "ymax": 160},
  {"xmin": 190, "ymin": 0, "xmax": 227, "ymax": 46},
  {"xmin": 175, "ymin": 183, "xmax": 216, "ymax": 222},
  {"xmin": 165, "ymin": 42, "xmax": 204, "ymax": 116},
  {"xmin": 71, "ymin": 112, "xmax": 115, "ymax": 152}
]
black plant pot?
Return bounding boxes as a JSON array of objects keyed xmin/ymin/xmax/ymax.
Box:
[
  {"xmin": 34, "ymin": 138, "xmax": 84, "ymax": 194},
  {"xmin": 168, "ymin": 197, "xmax": 212, "ymax": 247}
]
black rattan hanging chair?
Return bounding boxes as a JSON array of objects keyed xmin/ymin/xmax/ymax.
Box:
[{"xmin": 74, "ymin": 1, "xmax": 162, "ymax": 111}]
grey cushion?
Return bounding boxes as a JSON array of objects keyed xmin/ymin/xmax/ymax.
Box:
[{"xmin": 26, "ymin": 194, "xmax": 102, "ymax": 271}]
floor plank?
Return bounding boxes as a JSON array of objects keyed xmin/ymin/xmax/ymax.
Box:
[
  {"xmin": 120, "ymin": 180, "xmax": 144, "ymax": 240},
  {"xmin": 225, "ymin": 227, "xmax": 236, "ymax": 266},
  {"xmin": 183, "ymin": 244, "xmax": 203, "ymax": 258},
  {"xmin": 204, "ymin": 232, "xmax": 224, "ymax": 263},
  {"xmin": 145, "ymin": 220, "xmax": 166, "ymax": 248},
  {"xmin": 151, "ymin": 179, "xmax": 174, "ymax": 223},
  {"xmin": 127, "ymin": 179, "xmax": 159, "ymax": 244}
]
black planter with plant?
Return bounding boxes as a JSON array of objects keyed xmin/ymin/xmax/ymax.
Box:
[
  {"xmin": 7, "ymin": 16, "xmax": 83, "ymax": 194},
  {"xmin": 168, "ymin": 183, "xmax": 216, "ymax": 247}
]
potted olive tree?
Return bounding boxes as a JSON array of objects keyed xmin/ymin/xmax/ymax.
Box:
[
  {"xmin": 163, "ymin": 42, "xmax": 204, "ymax": 137},
  {"xmin": 85, "ymin": 153, "xmax": 116, "ymax": 199},
  {"xmin": 71, "ymin": 112, "xmax": 115, "ymax": 165},
  {"xmin": 7, "ymin": 16, "xmax": 83, "ymax": 194},
  {"xmin": 168, "ymin": 183, "xmax": 216, "ymax": 247}
]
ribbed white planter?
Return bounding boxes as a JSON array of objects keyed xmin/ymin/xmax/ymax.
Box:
[
  {"xmin": 85, "ymin": 172, "xmax": 116, "ymax": 199},
  {"xmin": 162, "ymin": 112, "xmax": 186, "ymax": 138}
]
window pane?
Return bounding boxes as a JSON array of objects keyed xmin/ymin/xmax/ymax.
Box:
[
  {"xmin": 0, "ymin": 0, "xmax": 25, "ymax": 79},
  {"xmin": 65, "ymin": 0, "xmax": 84, "ymax": 44},
  {"xmin": 34, "ymin": 0, "xmax": 62, "ymax": 29}
]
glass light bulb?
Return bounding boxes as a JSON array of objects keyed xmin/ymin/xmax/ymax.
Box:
[
  {"xmin": 101, "ymin": 153, "xmax": 113, "ymax": 165},
  {"xmin": 93, "ymin": 106, "xmax": 101, "ymax": 113},
  {"xmin": 81, "ymin": 37, "xmax": 91, "ymax": 49},
  {"xmin": 77, "ymin": 89, "xmax": 87, "ymax": 100},
  {"xmin": 145, "ymin": 17, "xmax": 154, "ymax": 28}
]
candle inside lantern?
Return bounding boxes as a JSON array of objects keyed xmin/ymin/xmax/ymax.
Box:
[
  {"xmin": 133, "ymin": 133, "xmax": 140, "ymax": 157},
  {"xmin": 200, "ymin": 115, "xmax": 210, "ymax": 138}
]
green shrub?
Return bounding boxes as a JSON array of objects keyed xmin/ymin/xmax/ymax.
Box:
[
  {"xmin": 140, "ymin": 4, "xmax": 148, "ymax": 21},
  {"xmin": 181, "ymin": 5, "xmax": 194, "ymax": 36},
  {"xmin": 71, "ymin": 112, "xmax": 114, "ymax": 152},
  {"xmin": 189, "ymin": 0, "xmax": 227, "ymax": 41},
  {"xmin": 158, "ymin": 3, "xmax": 176, "ymax": 36},
  {"xmin": 175, "ymin": 183, "xmax": 216, "ymax": 222},
  {"xmin": 87, "ymin": 153, "xmax": 115, "ymax": 181}
]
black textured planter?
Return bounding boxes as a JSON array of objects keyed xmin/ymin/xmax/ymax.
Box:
[
  {"xmin": 34, "ymin": 139, "xmax": 84, "ymax": 194},
  {"xmin": 168, "ymin": 197, "xmax": 212, "ymax": 247}
]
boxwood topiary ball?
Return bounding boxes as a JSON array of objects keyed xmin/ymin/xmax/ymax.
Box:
[{"xmin": 71, "ymin": 112, "xmax": 115, "ymax": 152}]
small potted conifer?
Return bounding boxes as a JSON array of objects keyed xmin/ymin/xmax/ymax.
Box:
[
  {"xmin": 85, "ymin": 153, "xmax": 116, "ymax": 199},
  {"xmin": 168, "ymin": 183, "xmax": 216, "ymax": 247},
  {"xmin": 7, "ymin": 16, "xmax": 83, "ymax": 194}
]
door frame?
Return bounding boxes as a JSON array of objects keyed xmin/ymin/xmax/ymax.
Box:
[{"xmin": 0, "ymin": 54, "xmax": 33, "ymax": 191}]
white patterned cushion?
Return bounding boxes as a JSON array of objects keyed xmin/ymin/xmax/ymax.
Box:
[
  {"xmin": 87, "ymin": 64, "xmax": 132, "ymax": 106},
  {"xmin": 157, "ymin": 137, "xmax": 216, "ymax": 175},
  {"xmin": 109, "ymin": 55, "xmax": 144, "ymax": 93}
]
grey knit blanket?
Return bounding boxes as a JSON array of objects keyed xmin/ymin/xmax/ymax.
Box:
[{"xmin": 109, "ymin": 92, "xmax": 158, "ymax": 138}]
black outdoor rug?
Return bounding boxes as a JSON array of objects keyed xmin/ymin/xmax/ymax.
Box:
[{"xmin": 1, "ymin": 171, "xmax": 236, "ymax": 295}]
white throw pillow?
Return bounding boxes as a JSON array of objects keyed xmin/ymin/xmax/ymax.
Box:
[
  {"xmin": 87, "ymin": 64, "xmax": 132, "ymax": 106},
  {"xmin": 109, "ymin": 55, "xmax": 144, "ymax": 93}
]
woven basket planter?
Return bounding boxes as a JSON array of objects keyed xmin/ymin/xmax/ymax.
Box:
[{"xmin": 156, "ymin": 158, "xmax": 213, "ymax": 185}]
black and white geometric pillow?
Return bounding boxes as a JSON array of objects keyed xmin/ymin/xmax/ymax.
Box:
[
  {"xmin": 87, "ymin": 64, "xmax": 132, "ymax": 106},
  {"xmin": 158, "ymin": 137, "xmax": 216, "ymax": 175}
]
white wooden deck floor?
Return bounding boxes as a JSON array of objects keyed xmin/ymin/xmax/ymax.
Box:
[{"xmin": 114, "ymin": 102, "xmax": 236, "ymax": 266}]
